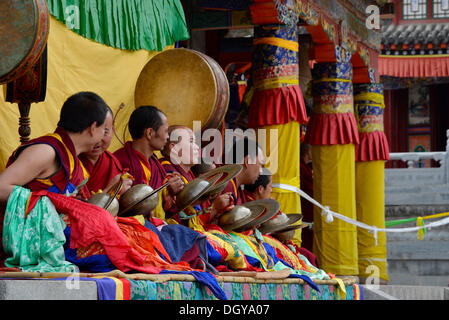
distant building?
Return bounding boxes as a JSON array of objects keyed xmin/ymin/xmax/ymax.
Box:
[{"xmin": 380, "ymin": 0, "xmax": 449, "ymax": 167}]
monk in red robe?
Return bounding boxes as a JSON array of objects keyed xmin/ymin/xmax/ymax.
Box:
[
  {"xmin": 0, "ymin": 92, "xmax": 111, "ymax": 200},
  {"xmin": 209, "ymin": 136, "xmax": 264, "ymax": 223},
  {"xmin": 113, "ymin": 106, "xmax": 184, "ymax": 220},
  {"xmin": 79, "ymin": 107, "xmax": 133, "ymax": 195},
  {"xmin": 244, "ymin": 166, "xmax": 320, "ymax": 268},
  {"xmin": 0, "ymin": 91, "xmax": 110, "ymax": 262}
]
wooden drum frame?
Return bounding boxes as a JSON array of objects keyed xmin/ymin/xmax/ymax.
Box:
[
  {"xmin": 0, "ymin": 0, "xmax": 49, "ymax": 85},
  {"xmin": 134, "ymin": 48, "xmax": 230, "ymax": 131}
]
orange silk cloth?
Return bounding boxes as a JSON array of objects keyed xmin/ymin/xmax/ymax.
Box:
[{"xmin": 116, "ymin": 217, "xmax": 192, "ymax": 272}]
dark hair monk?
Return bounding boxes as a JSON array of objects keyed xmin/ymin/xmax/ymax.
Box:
[
  {"xmin": 79, "ymin": 107, "xmax": 133, "ymax": 195},
  {"xmin": 113, "ymin": 106, "xmax": 185, "ymax": 220},
  {"xmin": 0, "ymin": 91, "xmax": 109, "ymax": 265},
  {"xmin": 0, "ymin": 91, "xmax": 110, "ymax": 201},
  {"xmin": 207, "ymin": 136, "xmax": 265, "ymax": 224}
]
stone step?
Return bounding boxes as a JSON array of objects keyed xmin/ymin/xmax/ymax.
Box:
[
  {"xmin": 386, "ymin": 237, "xmax": 449, "ymax": 285},
  {"xmin": 386, "ymin": 205, "xmax": 449, "ymax": 219},
  {"xmin": 362, "ymin": 285, "xmax": 449, "ymax": 300}
]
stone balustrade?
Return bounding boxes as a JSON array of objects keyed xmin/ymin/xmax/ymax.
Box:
[{"xmin": 385, "ymin": 130, "xmax": 449, "ymax": 205}]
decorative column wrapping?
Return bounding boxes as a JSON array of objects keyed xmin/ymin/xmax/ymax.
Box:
[
  {"xmin": 249, "ymin": 24, "xmax": 307, "ymax": 128},
  {"xmin": 354, "ymin": 83, "xmax": 390, "ymax": 282},
  {"xmin": 305, "ymin": 51, "xmax": 360, "ymax": 275},
  {"xmin": 248, "ymin": 24, "xmax": 308, "ymax": 247}
]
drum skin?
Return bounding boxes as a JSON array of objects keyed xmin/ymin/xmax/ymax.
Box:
[
  {"xmin": 0, "ymin": 0, "xmax": 49, "ymax": 84},
  {"xmin": 134, "ymin": 48, "xmax": 229, "ymax": 131}
]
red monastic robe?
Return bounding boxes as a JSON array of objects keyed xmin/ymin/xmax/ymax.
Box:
[
  {"xmin": 113, "ymin": 142, "xmax": 166, "ymax": 188},
  {"xmin": 6, "ymin": 127, "xmax": 89, "ymax": 197},
  {"xmin": 79, "ymin": 151, "xmax": 124, "ymax": 193}
]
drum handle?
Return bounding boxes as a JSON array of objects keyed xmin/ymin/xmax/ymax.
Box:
[{"xmin": 113, "ymin": 103, "xmax": 126, "ymax": 146}]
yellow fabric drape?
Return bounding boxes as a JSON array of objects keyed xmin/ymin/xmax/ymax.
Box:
[
  {"xmin": 258, "ymin": 121, "xmax": 303, "ymax": 247},
  {"xmin": 312, "ymin": 144, "xmax": 358, "ymax": 275},
  {"xmin": 356, "ymin": 160, "xmax": 389, "ymax": 281},
  {"xmin": 0, "ymin": 17, "xmax": 162, "ymax": 170}
]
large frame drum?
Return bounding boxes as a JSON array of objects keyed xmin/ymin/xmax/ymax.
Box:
[
  {"xmin": 134, "ymin": 48, "xmax": 229, "ymax": 131},
  {"xmin": 0, "ymin": 0, "xmax": 49, "ymax": 84}
]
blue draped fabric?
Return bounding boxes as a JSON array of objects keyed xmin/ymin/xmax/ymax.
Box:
[
  {"xmin": 144, "ymin": 220, "xmax": 217, "ymax": 274},
  {"xmin": 63, "ymin": 227, "xmax": 116, "ymax": 272},
  {"xmin": 144, "ymin": 220, "xmax": 200, "ymax": 262}
]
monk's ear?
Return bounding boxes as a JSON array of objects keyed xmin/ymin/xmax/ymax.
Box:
[
  {"xmin": 144, "ymin": 127, "xmax": 154, "ymax": 140},
  {"xmin": 87, "ymin": 121, "xmax": 98, "ymax": 136},
  {"xmin": 242, "ymin": 155, "xmax": 250, "ymax": 168}
]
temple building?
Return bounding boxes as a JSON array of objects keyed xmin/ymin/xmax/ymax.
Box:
[{"xmin": 379, "ymin": 0, "xmax": 449, "ymax": 167}]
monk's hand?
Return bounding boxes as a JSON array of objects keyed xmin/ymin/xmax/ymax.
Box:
[
  {"xmin": 167, "ymin": 174, "xmax": 184, "ymax": 195},
  {"xmin": 210, "ymin": 192, "xmax": 234, "ymax": 220},
  {"xmin": 121, "ymin": 178, "xmax": 133, "ymax": 194},
  {"xmin": 119, "ymin": 172, "xmax": 134, "ymax": 194}
]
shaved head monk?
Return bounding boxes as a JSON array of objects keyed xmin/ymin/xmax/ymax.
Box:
[{"xmin": 160, "ymin": 125, "xmax": 200, "ymax": 184}]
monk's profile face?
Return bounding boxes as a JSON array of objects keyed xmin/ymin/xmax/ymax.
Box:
[
  {"xmin": 86, "ymin": 119, "xmax": 108, "ymax": 154},
  {"xmin": 169, "ymin": 127, "xmax": 200, "ymax": 165},
  {"xmin": 148, "ymin": 112, "xmax": 169, "ymax": 151},
  {"xmin": 89, "ymin": 112, "xmax": 113, "ymax": 157},
  {"xmin": 257, "ymin": 176, "xmax": 272, "ymax": 200},
  {"xmin": 244, "ymin": 147, "xmax": 264, "ymax": 185}
]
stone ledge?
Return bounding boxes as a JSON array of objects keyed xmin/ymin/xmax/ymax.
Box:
[
  {"xmin": 376, "ymin": 285, "xmax": 449, "ymax": 300},
  {"xmin": 0, "ymin": 279, "xmax": 97, "ymax": 300}
]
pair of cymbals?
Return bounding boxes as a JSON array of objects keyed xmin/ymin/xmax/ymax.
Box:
[
  {"xmin": 219, "ymin": 199, "xmax": 281, "ymax": 232},
  {"xmin": 118, "ymin": 183, "xmax": 169, "ymax": 217},
  {"xmin": 119, "ymin": 164, "xmax": 243, "ymax": 218},
  {"xmin": 197, "ymin": 164, "xmax": 243, "ymax": 200},
  {"xmin": 174, "ymin": 164, "xmax": 244, "ymax": 218},
  {"xmin": 174, "ymin": 174, "xmax": 222, "ymax": 213},
  {"xmin": 258, "ymin": 212, "xmax": 306, "ymax": 235}
]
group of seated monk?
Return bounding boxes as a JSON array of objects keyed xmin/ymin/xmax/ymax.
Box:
[{"xmin": 0, "ymin": 91, "xmax": 331, "ymax": 285}]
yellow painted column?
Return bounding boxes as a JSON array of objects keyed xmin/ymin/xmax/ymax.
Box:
[
  {"xmin": 248, "ymin": 25, "xmax": 308, "ymax": 247},
  {"xmin": 305, "ymin": 54, "xmax": 360, "ymax": 275},
  {"xmin": 354, "ymin": 83, "xmax": 390, "ymax": 282},
  {"xmin": 261, "ymin": 122, "xmax": 303, "ymax": 246}
]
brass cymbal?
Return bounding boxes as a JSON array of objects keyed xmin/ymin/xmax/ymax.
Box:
[
  {"xmin": 219, "ymin": 203, "xmax": 265, "ymax": 232},
  {"xmin": 197, "ymin": 164, "xmax": 242, "ymax": 199},
  {"xmin": 118, "ymin": 182, "xmax": 169, "ymax": 217},
  {"xmin": 175, "ymin": 174, "xmax": 221, "ymax": 213},
  {"xmin": 258, "ymin": 213, "xmax": 303, "ymax": 234},
  {"xmin": 232, "ymin": 199, "xmax": 281, "ymax": 232}
]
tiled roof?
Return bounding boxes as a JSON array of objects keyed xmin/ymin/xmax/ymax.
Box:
[{"xmin": 381, "ymin": 23, "xmax": 449, "ymax": 55}]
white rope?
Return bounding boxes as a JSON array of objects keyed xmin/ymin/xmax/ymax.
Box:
[{"xmin": 272, "ymin": 183, "xmax": 449, "ymax": 244}]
